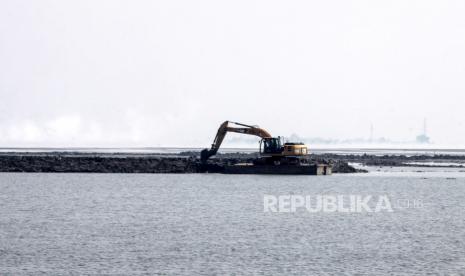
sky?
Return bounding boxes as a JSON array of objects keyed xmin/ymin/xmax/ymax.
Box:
[{"xmin": 1, "ymin": 0, "xmax": 465, "ymax": 148}]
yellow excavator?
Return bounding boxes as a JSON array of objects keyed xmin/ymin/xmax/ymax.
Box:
[{"xmin": 201, "ymin": 121, "xmax": 309, "ymax": 165}]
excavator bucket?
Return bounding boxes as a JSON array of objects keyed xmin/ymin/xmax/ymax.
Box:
[{"xmin": 200, "ymin": 149, "xmax": 211, "ymax": 163}]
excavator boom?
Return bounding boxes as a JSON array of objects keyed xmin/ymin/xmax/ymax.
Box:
[{"xmin": 201, "ymin": 121, "xmax": 272, "ymax": 162}]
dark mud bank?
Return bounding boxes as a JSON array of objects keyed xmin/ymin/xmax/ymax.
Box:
[
  {"xmin": 317, "ymin": 153, "xmax": 465, "ymax": 168},
  {"xmin": 2, "ymin": 151, "xmax": 462, "ymax": 174},
  {"xmin": 0, "ymin": 155, "xmax": 199, "ymax": 173},
  {"xmin": 0, "ymin": 152, "xmax": 360, "ymax": 174}
]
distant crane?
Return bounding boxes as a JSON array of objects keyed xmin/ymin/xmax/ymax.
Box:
[
  {"xmin": 369, "ymin": 123, "xmax": 374, "ymax": 143},
  {"xmin": 416, "ymin": 118, "xmax": 430, "ymax": 144}
]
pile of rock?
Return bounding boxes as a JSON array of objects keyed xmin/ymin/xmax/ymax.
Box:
[{"xmin": 0, "ymin": 152, "xmax": 361, "ymax": 174}]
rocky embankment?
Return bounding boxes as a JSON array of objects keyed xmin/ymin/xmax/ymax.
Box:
[
  {"xmin": 0, "ymin": 152, "xmax": 362, "ymax": 174},
  {"xmin": 0, "ymin": 154, "xmax": 199, "ymax": 173},
  {"xmin": 315, "ymin": 153, "xmax": 465, "ymax": 168},
  {"xmin": 3, "ymin": 151, "xmax": 458, "ymax": 174}
]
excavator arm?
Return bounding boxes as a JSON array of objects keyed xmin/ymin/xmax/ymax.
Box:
[{"xmin": 201, "ymin": 121, "xmax": 272, "ymax": 162}]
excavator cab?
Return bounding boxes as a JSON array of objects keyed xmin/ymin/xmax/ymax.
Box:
[
  {"xmin": 260, "ymin": 137, "xmax": 283, "ymax": 154},
  {"xmin": 260, "ymin": 137, "xmax": 308, "ymax": 157}
]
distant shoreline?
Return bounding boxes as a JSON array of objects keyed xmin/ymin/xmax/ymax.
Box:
[{"xmin": 2, "ymin": 147, "xmax": 465, "ymax": 156}]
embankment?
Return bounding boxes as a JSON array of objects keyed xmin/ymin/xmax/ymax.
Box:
[
  {"xmin": 2, "ymin": 151, "xmax": 463, "ymax": 174},
  {"xmin": 0, "ymin": 152, "xmax": 361, "ymax": 174}
]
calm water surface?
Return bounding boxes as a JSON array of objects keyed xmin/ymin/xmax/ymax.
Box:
[{"xmin": 1, "ymin": 171, "xmax": 465, "ymax": 275}]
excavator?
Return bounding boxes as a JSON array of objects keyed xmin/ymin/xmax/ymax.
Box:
[{"xmin": 200, "ymin": 121, "xmax": 309, "ymax": 165}]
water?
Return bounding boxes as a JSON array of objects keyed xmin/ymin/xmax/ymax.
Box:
[{"xmin": 1, "ymin": 172, "xmax": 465, "ymax": 275}]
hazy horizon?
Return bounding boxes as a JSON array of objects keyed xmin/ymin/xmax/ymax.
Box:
[{"xmin": 1, "ymin": 0, "xmax": 464, "ymax": 148}]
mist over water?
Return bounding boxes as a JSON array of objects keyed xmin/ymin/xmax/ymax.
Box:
[
  {"xmin": 2, "ymin": 147, "xmax": 465, "ymax": 157},
  {"xmin": 1, "ymin": 1, "xmax": 465, "ymax": 147}
]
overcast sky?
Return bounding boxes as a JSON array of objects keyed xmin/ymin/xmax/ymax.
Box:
[{"xmin": 1, "ymin": 0, "xmax": 464, "ymax": 147}]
